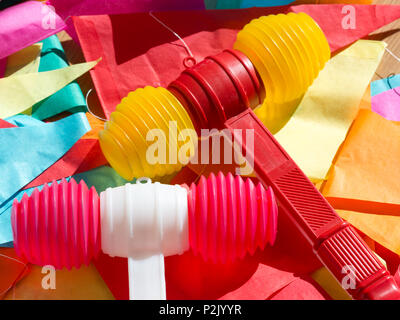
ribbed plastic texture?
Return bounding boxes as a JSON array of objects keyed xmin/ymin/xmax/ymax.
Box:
[
  {"xmin": 234, "ymin": 12, "xmax": 330, "ymax": 131},
  {"xmin": 99, "ymin": 86, "xmax": 196, "ymax": 180},
  {"xmin": 169, "ymin": 49, "xmax": 264, "ymax": 133},
  {"xmin": 12, "ymin": 178, "xmax": 101, "ymax": 270},
  {"xmin": 185, "ymin": 172, "xmax": 278, "ymax": 264},
  {"xmin": 274, "ymin": 167, "xmax": 337, "ymax": 235}
]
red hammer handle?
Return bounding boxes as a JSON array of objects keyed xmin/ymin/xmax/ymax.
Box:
[{"xmin": 225, "ymin": 109, "xmax": 400, "ymax": 300}]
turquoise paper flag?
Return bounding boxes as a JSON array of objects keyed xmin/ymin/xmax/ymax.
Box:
[
  {"xmin": 216, "ymin": 0, "xmax": 293, "ymax": 9},
  {"xmin": 371, "ymin": 74, "xmax": 400, "ymax": 96},
  {"xmin": 0, "ymin": 166, "xmax": 133, "ymax": 246},
  {"xmin": 31, "ymin": 35, "xmax": 87, "ymax": 120},
  {"xmin": 0, "ymin": 112, "xmax": 90, "ymax": 207}
]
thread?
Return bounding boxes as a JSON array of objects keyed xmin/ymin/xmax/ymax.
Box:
[
  {"xmin": 234, "ymin": 12, "xmax": 330, "ymax": 130},
  {"xmin": 12, "ymin": 178, "xmax": 100, "ymax": 270},
  {"xmin": 85, "ymin": 88, "xmax": 108, "ymax": 122},
  {"xmin": 99, "ymin": 86, "xmax": 196, "ymax": 180},
  {"xmin": 149, "ymin": 11, "xmax": 196, "ymax": 68},
  {"xmin": 185, "ymin": 172, "xmax": 277, "ymax": 264}
]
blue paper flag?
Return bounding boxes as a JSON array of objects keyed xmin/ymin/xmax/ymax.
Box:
[
  {"xmin": 6, "ymin": 114, "xmax": 43, "ymax": 127},
  {"xmin": 31, "ymin": 35, "xmax": 87, "ymax": 120},
  {"xmin": 0, "ymin": 112, "xmax": 90, "ymax": 208},
  {"xmin": 216, "ymin": 0, "xmax": 293, "ymax": 9},
  {"xmin": 371, "ymin": 74, "xmax": 400, "ymax": 96},
  {"xmin": 0, "ymin": 166, "xmax": 133, "ymax": 246}
]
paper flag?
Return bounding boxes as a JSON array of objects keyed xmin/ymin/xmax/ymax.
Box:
[
  {"xmin": 4, "ymin": 43, "xmax": 42, "ymax": 77},
  {"xmin": 274, "ymin": 40, "xmax": 386, "ymax": 181},
  {"xmin": 311, "ymin": 267, "xmax": 352, "ymax": 300},
  {"xmin": 215, "ymin": 263, "xmax": 328, "ymax": 300},
  {"xmin": 0, "ymin": 112, "xmax": 90, "ymax": 208},
  {"xmin": 290, "ymin": 4, "xmax": 400, "ymax": 52},
  {"xmin": 294, "ymin": 0, "xmax": 372, "ymax": 3},
  {"xmin": 359, "ymin": 84, "xmax": 372, "ymax": 110},
  {"xmin": 50, "ymin": 0, "xmax": 205, "ymax": 42},
  {"xmin": 337, "ymin": 209, "xmax": 400, "ymax": 257},
  {"xmin": 4, "ymin": 114, "xmax": 43, "ymax": 127},
  {"xmin": 81, "ymin": 111, "xmax": 105, "ymax": 140},
  {"xmin": 0, "ymin": 248, "xmax": 29, "ymax": 299},
  {"xmin": 227, "ymin": 0, "xmax": 373, "ymax": 8},
  {"xmin": 267, "ymin": 276, "xmax": 329, "ymax": 300},
  {"xmin": 50, "ymin": 0, "xmax": 205, "ymax": 15},
  {"xmin": 3, "ymin": 264, "xmax": 114, "ymax": 300},
  {"xmin": 217, "ymin": 0, "xmax": 292, "ymax": 8},
  {"xmin": 74, "ymin": 5, "xmax": 400, "ymax": 118},
  {"xmin": 0, "ymin": 0, "xmax": 23, "ymax": 10},
  {"xmin": 31, "ymin": 35, "xmax": 88, "ymax": 120},
  {"xmin": 73, "ymin": 9, "xmax": 283, "ymax": 118},
  {"xmin": 8, "ymin": 112, "xmax": 107, "ymax": 189},
  {"xmin": 0, "ymin": 119, "xmax": 15, "ymax": 129},
  {"xmin": 371, "ymin": 74, "xmax": 400, "ymax": 96},
  {"xmin": 24, "ymin": 139, "xmax": 107, "ymax": 190},
  {"xmin": 0, "ymin": 1, "xmax": 66, "ymax": 60},
  {"xmin": 371, "ymin": 88, "xmax": 400, "ymax": 122},
  {"xmin": 0, "ymin": 58, "xmax": 5, "ymax": 78},
  {"xmin": 0, "ymin": 60, "xmax": 98, "ymax": 119},
  {"xmin": 323, "ymin": 109, "xmax": 400, "ymax": 212}
]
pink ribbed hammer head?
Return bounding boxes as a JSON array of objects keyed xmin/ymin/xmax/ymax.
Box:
[
  {"xmin": 12, "ymin": 178, "xmax": 101, "ymax": 270},
  {"xmin": 184, "ymin": 172, "xmax": 278, "ymax": 264},
  {"xmin": 12, "ymin": 173, "xmax": 278, "ymax": 270}
]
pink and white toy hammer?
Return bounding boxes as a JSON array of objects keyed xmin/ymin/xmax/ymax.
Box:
[{"xmin": 12, "ymin": 172, "xmax": 278, "ymax": 299}]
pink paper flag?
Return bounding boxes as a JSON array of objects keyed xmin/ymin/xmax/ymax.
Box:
[
  {"xmin": 0, "ymin": 1, "xmax": 66, "ymax": 60},
  {"xmin": 371, "ymin": 87, "xmax": 400, "ymax": 121}
]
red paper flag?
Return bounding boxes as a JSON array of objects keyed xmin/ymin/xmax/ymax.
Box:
[
  {"xmin": 24, "ymin": 139, "xmax": 107, "ymax": 189},
  {"xmin": 0, "ymin": 119, "xmax": 16, "ymax": 129},
  {"xmin": 74, "ymin": 5, "xmax": 400, "ymax": 118},
  {"xmin": 73, "ymin": 7, "xmax": 290, "ymax": 118},
  {"xmin": 0, "ymin": 248, "xmax": 29, "ymax": 299}
]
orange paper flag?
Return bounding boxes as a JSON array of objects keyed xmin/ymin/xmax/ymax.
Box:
[{"xmin": 323, "ymin": 109, "xmax": 400, "ymax": 214}]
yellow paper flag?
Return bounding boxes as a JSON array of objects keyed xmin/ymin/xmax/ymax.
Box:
[
  {"xmin": 4, "ymin": 43, "xmax": 42, "ymax": 77},
  {"xmin": 0, "ymin": 60, "xmax": 99, "ymax": 119},
  {"xmin": 274, "ymin": 40, "xmax": 386, "ymax": 181}
]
